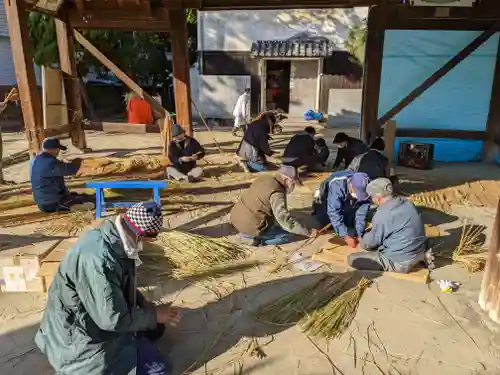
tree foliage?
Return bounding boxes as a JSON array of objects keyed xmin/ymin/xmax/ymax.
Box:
[
  {"xmin": 28, "ymin": 10, "xmax": 198, "ymax": 87},
  {"xmin": 345, "ymin": 21, "xmax": 367, "ymax": 63}
]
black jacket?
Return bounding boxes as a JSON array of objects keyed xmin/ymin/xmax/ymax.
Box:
[
  {"xmin": 333, "ymin": 137, "xmax": 369, "ymax": 169},
  {"xmin": 168, "ymin": 137, "xmax": 205, "ymax": 174},
  {"xmin": 282, "ymin": 131, "xmax": 316, "ymax": 167},
  {"xmin": 348, "ymin": 149, "xmax": 389, "ymax": 180},
  {"xmin": 238, "ymin": 117, "xmax": 272, "ymax": 162}
]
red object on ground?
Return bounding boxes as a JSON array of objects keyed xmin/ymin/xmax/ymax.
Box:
[{"xmin": 127, "ymin": 97, "xmax": 153, "ymax": 124}]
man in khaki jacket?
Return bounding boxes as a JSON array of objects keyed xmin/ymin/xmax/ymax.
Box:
[{"xmin": 230, "ymin": 165, "xmax": 318, "ymax": 246}]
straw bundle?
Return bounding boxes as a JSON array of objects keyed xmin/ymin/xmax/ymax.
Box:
[
  {"xmin": 452, "ymin": 221, "xmax": 486, "ymax": 272},
  {"xmin": 0, "ymin": 194, "xmax": 35, "ymax": 211},
  {"xmin": 36, "ymin": 210, "xmax": 94, "ymax": 236},
  {"xmin": 254, "ymin": 275, "xmax": 350, "ymax": 326},
  {"xmin": 151, "ymin": 231, "xmax": 248, "ymax": 278},
  {"xmin": 77, "ymin": 156, "xmax": 169, "ymax": 177},
  {"xmin": 301, "ymin": 277, "xmax": 372, "ymax": 339}
]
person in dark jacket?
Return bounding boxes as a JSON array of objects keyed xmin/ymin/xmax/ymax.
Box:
[
  {"xmin": 35, "ymin": 202, "xmax": 181, "ymax": 375},
  {"xmin": 348, "ymin": 178, "xmax": 431, "ymax": 273},
  {"xmin": 332, "ymin": 132, "xmax": 369, "ymax": 170},
  {"xmin": 282, "ymin": 126, "xmax": 317, "ymax": 170},
  {"xmin": 314, "ymin": 138, "xmax": 330, "ymax": 167},
  {"xmin": 348, "ymin": 137, "xmax": 389, "ymax": 180},
  {"xmin": 30, "ymin": 137, "xmax": 94, "ymax": 213},
  {"xmin": 166, "ymin": 124, "xmax": 206, "ymax": 182},
  {"xmin": 312, "ymin": 170, "xmax": 370, "ymax": 248},
  {"xmin": 231, "ymin": 165, "xmax": 318, "ymax": 246},
  {"xmin": 236, "ymin": 111, "xmax": 275, "ymax": 172}
]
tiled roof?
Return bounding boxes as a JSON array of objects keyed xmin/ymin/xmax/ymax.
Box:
[{"xmin": 250, "ymin": 36, "xmax": 338, "ymax": 58}]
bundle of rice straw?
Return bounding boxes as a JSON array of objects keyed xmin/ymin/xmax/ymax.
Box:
[
  {"xmin": 77, "ymin": 156, "xmax": 169, "ymax": 177},
  {"xmin": 452, "ymin": 221, "xmax": 486, "ymax": 272},
  {"xmin": 36, "ymin": 210, "xmax": 94, "ymax": 236},
  {"xmin": 254, "ymin": 275, "xmax": 350, "ymax": 325},
  {"xmin": 150, "ymin": 231, "xmax": 248, "ymax": 278},
  {"xmin": 301, "ymin": 277, "xmax": 372, "ymax": 339}
]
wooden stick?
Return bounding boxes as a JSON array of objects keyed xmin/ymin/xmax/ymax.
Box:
[{"xmin": 190, "ymin": 99, "xmax": 224, "ymax": 154}]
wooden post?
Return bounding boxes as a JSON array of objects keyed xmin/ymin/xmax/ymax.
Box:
[
  {"xmin": 360, "ymin": 6, "xmax": 385, "ymax": 144},
  {"xmin": 169, "ymin": 9, "xmax": 193, "ymax": 136},
  {"xmin": 4, "ymin": 0, "xmax": 44, "ymax": 155},
  {"xmin": 383, "ymin": 120, "xmax": 397, "ymax": 174},
  {"xmin": 315, "ymin": 58, "xmax": 324, "ymax": 113},
  {"xmin": 479, "ymin": 200, "xmax": 500, "ymax": 323},
  {"xmin": 55, "ymin": 13, "xmax": 87, "ymax": 150}
]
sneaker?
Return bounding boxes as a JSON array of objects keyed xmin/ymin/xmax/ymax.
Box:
[{"xmin": 424, "ymin": 249, "xmax": 436, "ymax": 270}]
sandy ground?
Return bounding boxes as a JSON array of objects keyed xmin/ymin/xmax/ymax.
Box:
[{"xmin": 0, "ymin": 120, "xmax": 500, "ymax": 375}]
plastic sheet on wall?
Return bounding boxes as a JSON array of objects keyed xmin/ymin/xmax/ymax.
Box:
[
  {"xmin": 394, "ymin": 138, "xmax": 483, "ymax": 163},
  {"xmin": 379, "ymin": 30, "xmax": 499, "ymax": 133}
]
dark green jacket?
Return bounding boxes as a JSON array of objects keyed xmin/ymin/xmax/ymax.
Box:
[{"xmin": 35, "ymin": 220, "xmax": 157, "ymax": 375}]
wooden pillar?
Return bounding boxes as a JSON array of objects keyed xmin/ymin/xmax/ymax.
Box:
[
  {"xmin": 360, "ymin": 6, "xmax": 385, "ymax": 144},
  {"xmin": 55, "ymin": 12, "xmax": 87, "ymax": 150},
  {"xmin": 169, "ymin": 9, "xmax": 193, "ymax": 136},
  {"xmin": 4, "ymin": 0, "xmax": 44, "ymax": 155},
  {"xmin": 383, "ymin": 120, "xmax": 397, "ymax": 174}
]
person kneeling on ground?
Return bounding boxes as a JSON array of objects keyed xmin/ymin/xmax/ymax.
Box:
[
  {"xmin": 282, "ymin": 126, "xmax": 317, "ymax": 171},
  {"xmin": 332, "ymin": 132, "xmax": 369, "ymax": 170},
  {"xmin": 312, "ymin": 171, "xmax": 371, "ymax": 248},
  {"xmin": 348, "ymin": 178, "xmax": 429, "ymax": 274},
  {"xmin": 348, "ymin": 137, "xmax": 389, "ymax": 180},
  {"xmin": 166, "ymin": 124, "xmax": 205, "ymax": 182},
  {"xmin": 30, "ymin": 137, "xmax": 94, "ymax": 213},
  {"xmin": 36, "ymin": 202, "xmax": 181, "ymax": 375},
  {"xmin": 231, "ymin": 165, "xmax": 319, "ymax": 246},
  {"xmin": 314, "ymin": 138, "xmax": 330, "ymax": 168},
  {"xmin": 236, "ymin": 111, "xmax": 276, "ymax": 173}
]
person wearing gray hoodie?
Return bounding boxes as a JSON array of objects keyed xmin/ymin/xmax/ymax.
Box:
[{"xmin": 347, "ymin": 178, "xmax": 428, "ymax": 274}]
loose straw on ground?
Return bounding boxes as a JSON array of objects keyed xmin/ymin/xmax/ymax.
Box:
[
  {"xmin": 254, "ymin": 274, "xmax": 349, "ymax": 325},
  {"xmin": 301, "ymin": 277, "xmax": 372, "ymax": 339},
  {"xmin": 145, "ymin": 231, "xmax": 248, "ymax": 279},
  {"xmin": 452, "ymin": 220, "xmax": 486, "ymax": 272}
]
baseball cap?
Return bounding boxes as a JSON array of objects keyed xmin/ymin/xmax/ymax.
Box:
[
  {"xmin": 366, "ymin": 178, "xmax": 393, "ymax": 198},
  {"xmin": 349, "ymin": 173, "xmax": 370, "ymax": 201},
  {"xmin": 42, "ymin": 137, "xmax": 67, "ymax": 151},
  {"xmin": 278, "ymin": 165, "xmax": 303, "ymax": 185}
]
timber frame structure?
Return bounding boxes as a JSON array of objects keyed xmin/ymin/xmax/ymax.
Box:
[{"xmin": 4, "ymin": 0, "xmax": 500, "ymax": 155}]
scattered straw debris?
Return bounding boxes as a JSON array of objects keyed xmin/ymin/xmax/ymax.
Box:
[
  {"xmin": 35, "ymin": 210, "xmax": 94, "ymax": 236},
  {"xmin": 254, "ymin": 275, "xmax": 349, "ymax": 326},
  {"xmin": 452, "ymin": 221, "xmax": 486, "ymax": 272},
  {"xmin": 301, "ymin": 278, "xmax": 372, "ymax": 340},
  {"xmin": 243, "ymin": 337, "xmax": 267, "ymax": 359},
  {"xmin": 77, "ymin": 156, "xmax": 169, "ymax": 177}
]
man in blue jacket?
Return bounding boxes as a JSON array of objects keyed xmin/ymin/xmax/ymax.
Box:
[
  {"xmin": 313, "ymin": 171, "xmax": 370, "ymax": 248},
  {"xmin": 30, "ymin": 137, "xmax": 94, "ymax": 213},
  {"xmin": 348, "ymin": 178, "xmax": 429, "ymax": 274}
]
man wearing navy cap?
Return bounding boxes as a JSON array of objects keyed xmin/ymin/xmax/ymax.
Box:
[
  {"xmin": 312, "ymin": 171, "xmax": 371, "ymax": 248},
  {"xmin": 30, "ymin": 137, "xmax": 94, "ymax": 212}
]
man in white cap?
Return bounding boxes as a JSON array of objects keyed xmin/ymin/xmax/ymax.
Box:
[
  {"xmin": 166, "ymin": 123, "xmax": 205, "ymax": 182},
  {"xmin": 36, "ymin": 202, "xmax": 180, "ymax": 375},
  {"xmin": 231, "ymin": 165, "xmax": 318, "ymax": 246},
  {"xmin": 30, "ymin": 137, "xmax": 94, "ymax": 212},
  {"xmin": 348, "ymin": 178, "xmax": 429, "ymax": 274}
]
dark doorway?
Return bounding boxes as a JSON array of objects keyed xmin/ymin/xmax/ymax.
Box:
[{"xmin": 266, "ymin": 60, "xmax": 291, "ymax": 113}]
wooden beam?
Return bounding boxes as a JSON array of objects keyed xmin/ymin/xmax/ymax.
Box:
[
  {"xmin": 484, "ymin": 35, "xmax": 500, "ymax": 157},
  {"xmin": 377, "ymin": 21, "xmax": 500, "ymax": 127},
  {"xmin": 73, "ymin": 30, "xmax": 172, "ymax": 155},
  {"xmin": 55, "ymin": 13, "xmax": 87, "ymax": 150},
  {"xmin": 395, "ymin": 128, "xmax": 487, "ymax": 140},
  {"xmin": 67, "ymin": 5, "xmax": 170, "ymax": 30},
  {"xmin": 169, "ymin": 9, "xmax": 193, "ymax": 136},
  {"xmin": 4, "ymin": 0, "xmax": 44, "ymax": 155},
  {"xmin": 44, "ymin": 124, "xmax": 71, "ymax": 138},
  {"xmin": 361, "ymin": 6, "xmax": 385, "ymax": 143}
]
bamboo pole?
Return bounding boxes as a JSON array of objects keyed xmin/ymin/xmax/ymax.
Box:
[{"xmin": 479, "ymin": 200, "xmax": 500, "ymax": 323}]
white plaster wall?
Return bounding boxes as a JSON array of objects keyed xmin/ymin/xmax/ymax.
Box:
[
  {"xmin": 327, "ymin": 88, "xmax": 362, "ymax": 127},
  {"xmin": 289, "ymin": 60, "xmax": 318, "ymax": 116},
  {"xmin": 198, "ymin": 8, "xmax": 368, "ymax": 52}
]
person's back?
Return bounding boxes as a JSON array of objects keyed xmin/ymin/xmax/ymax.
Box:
[
  {"xmin": 283, "ymin": 128, "xmax": 316, "ymax": 167},
  {"xmin": 370, "ymin": 196, "xmax": 426, "ymax": 263},
  {"xmin": 230, "ymin": 174, "xmax": 285, "ymax": 236},
  {"xmin": 35, "ymin": 220, "xmax": 148, "ymax": 374},
  {"xmin": 31, "ymin": 152, "xmax": 76, "ymax": 210},
  {"xmin": 128, "ymin": 96, "xmax": 153, "ymax": 124}
]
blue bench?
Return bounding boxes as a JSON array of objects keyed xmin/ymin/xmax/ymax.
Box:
[{"xmin": 87, "ymin": 180, "xmax": 168, "ymax": 218}]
